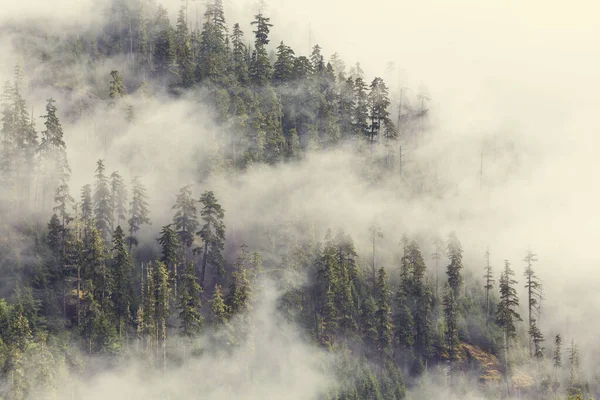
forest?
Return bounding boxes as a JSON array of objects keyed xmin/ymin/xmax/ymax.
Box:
[{"xmin": 0, "ymin": 0, "xmax": 595, "ymax": 399}]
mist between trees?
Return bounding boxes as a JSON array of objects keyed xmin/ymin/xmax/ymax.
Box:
[{"xmin": 0, "ymin": 0, "xmax": 598, "ymax": 399}]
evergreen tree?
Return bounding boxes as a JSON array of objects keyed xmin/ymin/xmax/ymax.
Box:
[
  {"xmin": 172, "ymin": 185, "xmax": 199, "ymax": 258},
  {"xmin": 197, "ymin": 190, "xmax": 226, "ymax": 288},
  {"xmin": 226, "ymin": 245, "xmax": 252, "ymax": 316},
  {"xmin": 446, "ymin": 232, "xmax": 464, "ymax": 298},
  {"xmin": 523, "ymin": 249, "xmax": 542, "ymax": 357},
  {"xmin": 366, "ymin": 77, "xmax": 395, "ymax": 146},
  {"xmin": 529, "ymin": 319, "xmax": 544, "ymax": 361},
  {"xmin": 93, "ymin": 159, "xmax": 113, "ymax": 242},
  {"xmin": 197, "ymin": 0, "xmax": 228, "ymax": 83},
  {"xmin": 177, "ymin": 261, "xmax": 203, "ymax": 337},
  {"xmin": 152, "ymin": 261, "xmax": 170, "ymax": 372},
  {"xmin": 553, "ymin": 334, "xmax": 563, "ymax": 370},
  {"xmin": 80, "ymin": 184, "xmax": 93, "ymax": 234},
  {"xmin": 483, "ymin": 246, "xmax": 495, "ymax": 323},
  {"xmin": 158, "ymin": 224, "xmax": 181, "ymax": 296},
  {"xmin": 230, "ymin": 23, "xmax": 249, "ymax": 84},
  {"xmin": 110, "ymin": 171, "xmax": 128, "ymax": 230},
  {"xmin": 111, "ymin": 226, "xmax": 133, "ymax": 340},
  {"xmin": 443, "ymin": 282, "xmax": 460, "ymax": 362},
  {"xmin": 174, "ymin": 6, "xmax": 195, "ymax": 87},
  {"xmin": 108, "ymin": 70, "xmax": 127, "ymax": 105},
  {"xmin": 375, "ymin": 267, "xmax": 393, "ymax": 361},
  {"xmin": 273, "ymin": 42, "xmax": 295, "ymax": 85},
  {"xmin": 249, "ymin": 13, "xmax": 273, "ymax": 86},
  {"xmin": 353, "ymin": 78, "xmax": 369, "ymax": 137},
  {"xmin": 496, "ymin": 260, "xmax": 521, "ymax": 352},
  {"xmin": 38, "ymin": 98, "xmax": 70, "ymax": 210},
  {"xmin": 153, "ymin": 5, "xmax": 178, "ymax": 85},
  {"xmin": 128, "ymin": 176, "xmax": 150, "ymax": 251},
  {"xmin": 361, "ymin": 296, "xmax": 378, "ymax": 358}
]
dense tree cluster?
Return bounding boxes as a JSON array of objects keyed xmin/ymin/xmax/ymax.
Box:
[{"xmin": 0, "ymin": 1, "xmax": 592, "ymax": 399}]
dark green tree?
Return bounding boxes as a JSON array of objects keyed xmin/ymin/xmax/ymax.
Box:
[
  {"xmin": 177, "ymin": 261, "xmax": 203, "ymax": 337},
  {"xmin": 158, "ymin": 224, "xmax": 181, "ymax": 297},
  {"xmin": 110, "ymin": 171, "xmax": 127, "ymax": 230},
  {"xmin": 197, "ymin": 190, "xmax": 226, "ymax": 288},
  {"xmin": 496, "ymin": 260, "xmax": 521, "ymax": 353},
  {"xmin": 249, "ymin": 13, "xmax": 273, "ymax": 86},
  {"xmin": 446, "ymin": 232, "xmax": 464, "ymax": 298},
  {"xmin": 375, "ymin": 267, "xmax": 393, "ymax": 361},
  {"xmin": 108, "ymin": 70, "xmax": 127, "ymax": 105},
  {"xmin": 93, "ymin": 159, "xmax": 113, "ymax": 242},
  {"xmin": 172, "ymin": 185, "xmax": 199, "ymax": 257},
  {"xmin": 523, "ymin": 249, "xmax": 542, "ymax": 357},
  {"xmin": 443, "ymin": 282, "xmax": 460, "ymax": 362},
  {"xmin": 127, "ymin": 176, "xmax": 150, "ymax": 251},
  {"xmin": 110, "ymin": 225, "xmax": 133, "ymax": 340}
]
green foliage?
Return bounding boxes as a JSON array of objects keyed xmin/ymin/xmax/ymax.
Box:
[{"xmin": 197, "ymin": 190, "xmax": 226, "ymax": 288}]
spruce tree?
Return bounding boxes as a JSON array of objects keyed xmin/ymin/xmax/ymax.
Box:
[
  {"xmin": 128, "ymin": 176, "xmax": 150, "ymax": 251},
  {"xmin": 443, "ymin": 282, "xmax": 460, "ymax": 362},
  {"xmin": 111, "ymin": 226, "xmax": 133, "ymax": 340},
  {"xmin": 496, "ymin": 260, "xmax": 521, "ymax": 353},
  {"xmin": 483, "ymin": 246, "xmax": 495, "ymax": 323},
  {"xmin": 93, "ymin": 159, "xmax": 113, "ymax": 242},
  {"xmin": 152, "ymin": 261, "xmax": 170, "ymax": 372},
  {"xmin": 177, "ymin": 261, "xmax": 203, "ymax": 337},
  {"xmin": 172, "ymin": 185, "xmax": 199, "ymax": 257},
  {"xmin": 175, "ymin": 6, "xmax": 195, "ymax": 87},
  {"xmin": 249, "ymin": 13, "xmax": 273, "ymax": 86},
  {"xmin": 197, "ymin": 190, "xmax": 226, "ymax": 288},
  {"xmin": 523, "ymin": 249, "xmax": 542, "ymax": 357},
  {"xmin": 153, "ymin": 5, "xmax": 178, "ymax": 85},
  {"xmin": 158, "ymin": 224, "xmax": 181, "ymax": 297},
  {"xmin": 446, "ymin": 232, "xmax": 464, "ymax": 298},
  {"xmin": 375, "ymin": 267, "xmax": 393, "ymax": 362},
  {"xmin": 273, "ymin": 42, "xmax": 295, "ymax": 85},
  {"xmin": 230, "ymin": 23, "xmax": 249, "ymax": 84},
  {"xmin": 108, "ymin": 70, "xmax": 127, "ymax": 105},
  {"xmin": 197, "ymin": 0, "xmax": 229, "ymax": 83},
  {"xmin": 361, "ymin": 296, "xmax": 378, "ymax": 358},
  {"xmin": 110, "ymin": 171, "xmax": 127, "ymax": 230}
]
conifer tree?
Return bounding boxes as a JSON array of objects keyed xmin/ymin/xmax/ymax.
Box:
[
  {"xmin": 353, "ymin": 78, "xmax": 370, "ymax": 137},
  {"xmin": 110, "ymin": 171, "xmax": 127, "ymax": 230},
  {"xmin": 93, "ymin": 159, "xmax": 113, "ymax": 242},
  {"xmin": 273, "ymin": 42, "xmax": 295, "ymax": 85},
  {"xmin": 175, "ymin": 6, "xmax": 195, "ymax": 87},
  {"xmin": 80, "ymin": 184, "xmax": 93, "ymax": 236},
  {"xmin": 483, "ymin": 246, "xmax": 495, "ymax": 323},
  {"xmin": 177, "ymin": 261, "xmax": 203, "ymax": 337},
  {"xmin": 249, "ymin": 13, "xmax": 273, "ymax": 86},
  {"xmin": 152, "ymin": 261, "xmax": 170, "ymax": 372},
  {"xmin": 111, "ymin": 226, "xmax": 133, "ymax": 340},
  {"xmin": 496, "ymin": 260, "xmax": 521, "ymax": 354},
  {"xmin": 367, "ymin": 77, "xmax": 395, "ymax": 146},
  {"xmin": 128, "ymin": 176, "xmax": 150, "ymax": 251},
  {"xmin": 443, "ymin": 282, "xmax": 460, "ymax": 362},
  {"xmin": 524, "ymin": 249, "xmax": 542, "ymax": 357},
  {"xmin": 230, "ymin": 23, "xmax": 249, "ymax": 84},
  {"xmin": 446, "ymin": 232, "xmax": 464, "ymax": 298},
  {"xmin": 153, "ymin": 5, "xmax": 178, "ymax": 85},
  {"xmin": 158, "ymin": 224, "xmax": 181, "ymax": 297},
  {"xmin": 38, "ymin": 98, "xmax": 70, "ymax": 210},
  {"xmin": 172, "ymin": 185, "xmax": 199, "ymax": 258},
  {"xmin": 375, "ymin": 267, "xmax": 393, "ymax": 361},
  {"xmin": 529, "ymin": 319, "xmax": 544, "ymax": 361},
  {"xmin": 108, "ymin": 70, "xmax": 127, "ymax": 105},
  {"xmin": 361, "ymin": 295, "xmax": 378, "ymax": 358},
  {"xmin": 197, "ymin": 0, "xmax": 228, "ymax": 83},
  {"xmin": 227, "ymin": 246, "xmax": 253, "ymax": 316},
  {"xmin": 197, "ymin": 190, "xmax": 226, "ymax": 288}
]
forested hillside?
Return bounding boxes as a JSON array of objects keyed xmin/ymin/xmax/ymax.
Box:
[{"xmin": 0, "ymin": 1, "xmax": 595, "ymax": 399}]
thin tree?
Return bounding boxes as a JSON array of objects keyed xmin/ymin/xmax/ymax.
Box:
[
  {"xmin": 128, "ymin": 176, "xmax": 150, "ymax": 251},
  {"xmin": 496, "ymin": 260, "xmax": 522, "ymax": 371},
  {"xmin": 483, "ymin": 246, "xmax": 495, "ymax": 323},
  {"xmin": 197, "ymin": 190, "xmax": 225, "ymax": 288},
  {"xmin": 523, "ymin": 249, "xmax": 542, "ymax": 357}
]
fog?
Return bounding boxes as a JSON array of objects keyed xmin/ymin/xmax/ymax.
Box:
[{"xmin": 1, "ymin": 0, "xmax": 599, "ymax": 398}]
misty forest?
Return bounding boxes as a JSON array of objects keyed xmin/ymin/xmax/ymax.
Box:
[{"xmin": 0, "ymin": 0, "xmax": 595, "ymax": 399}]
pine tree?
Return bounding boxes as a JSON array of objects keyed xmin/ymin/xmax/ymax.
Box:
[
  {"xmin": 128, "ymin": 176, "xmax": 150, "ymax": 251},
  {"xmin": 230, "ymin": 23, "xmax": 249, "ymax": 84},
  {"xmin": 568, "ymin": 339, "xmax": 579, "ymax": 389},
  {"xmin": 446, "ymin": 232, "xmax": 464, "ymax": 298},
  {"xmin": 361, "ymin": 296, "xmax": 378, "ymax": 358},
  {"xmin": 111, "ymin": 226, "xmax": 133, "ymax": 340},
  {"xmin": 553, "ymin": 334, "xmax": 562, "ymax": 370},
  {"xmin": 152, "ymin": 261, "xmax": 170, "ymax": 372},
  {"xmin": 367, "ymin": 77, "xmax": 395, "ymax": 146},
  {"xmin": 93, "ymin": 159, "xmax": 113, "ymax": 242},
  {"xmin": 108, "ymin": 70, "xmax": 127, "ymax": 105},
  {"xmin": 153, "ymin": 5, "xmax": 178, "ymax": 85},
  {"xmin": 353, "ymin": 78, "xmax": 369, "ymax": 137},
  {"xmin": 158, "ymin": 224, "xmax": 181, "ymax": 297},
  {"xmin": 273, "ymin": 42, "xmax": 295, "ymax": 85},
  {"xmin": 210, "ymin": 284, "xmax": 229, "ymax": 328},
  {"xmin": 523, "ymin": 249, "xmax": 542, "ymax": 357},
  {"xmin": 249, "ymin": 13, "xmax": 273, "ymax": 86},
  {"xmin": 197, "ymin": 190, "xmax": 226, "ymax": 288},
  {"xmin": 80, "ymin": 184, "xmax": 93, "ymax": 236},
  {"xmin": 443, "ymin": 282, "xmax": 460, "ymax": 362},
  {"xmin": 38, "ymin": 98, "xmax": 70, "ymax": 210},
  {"xmin": 175, "ymin": 6, "xmax": 195, "ymax": 87},
  {"xmin": 529, "ymin": 319, "xmax": 544, "ymax": 362},
  {"xmin": 177, "ymin": 261, "xmax": 203, "ymax": 337},
  {"xmin": 375, "ymin": 267, "xmax": 393, "ymax": 362},
  {"xmin": 110, "ymin": 171, "xmax": 127, "ymax": 230},
  {"xmin": 496, "ymin": 260, "xmax": 521, "ymax": 353},
  {"xmin": 172, "ymin": 185, "xmax": 199, "ymax": 257},
  {"xmin": 483, "ymin": 246, "xmax": 495, "ymax": 323},
  {"xmin": 85, "ymin": 226, "xmax": 109, "ymax": 313},
  {"xmin": 227, "ymin": 245, "xmax": 252, "ymax": 316},
  {"xmin": 197, "ymin": 0, "xmax": 229, "ymax": 83}
]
